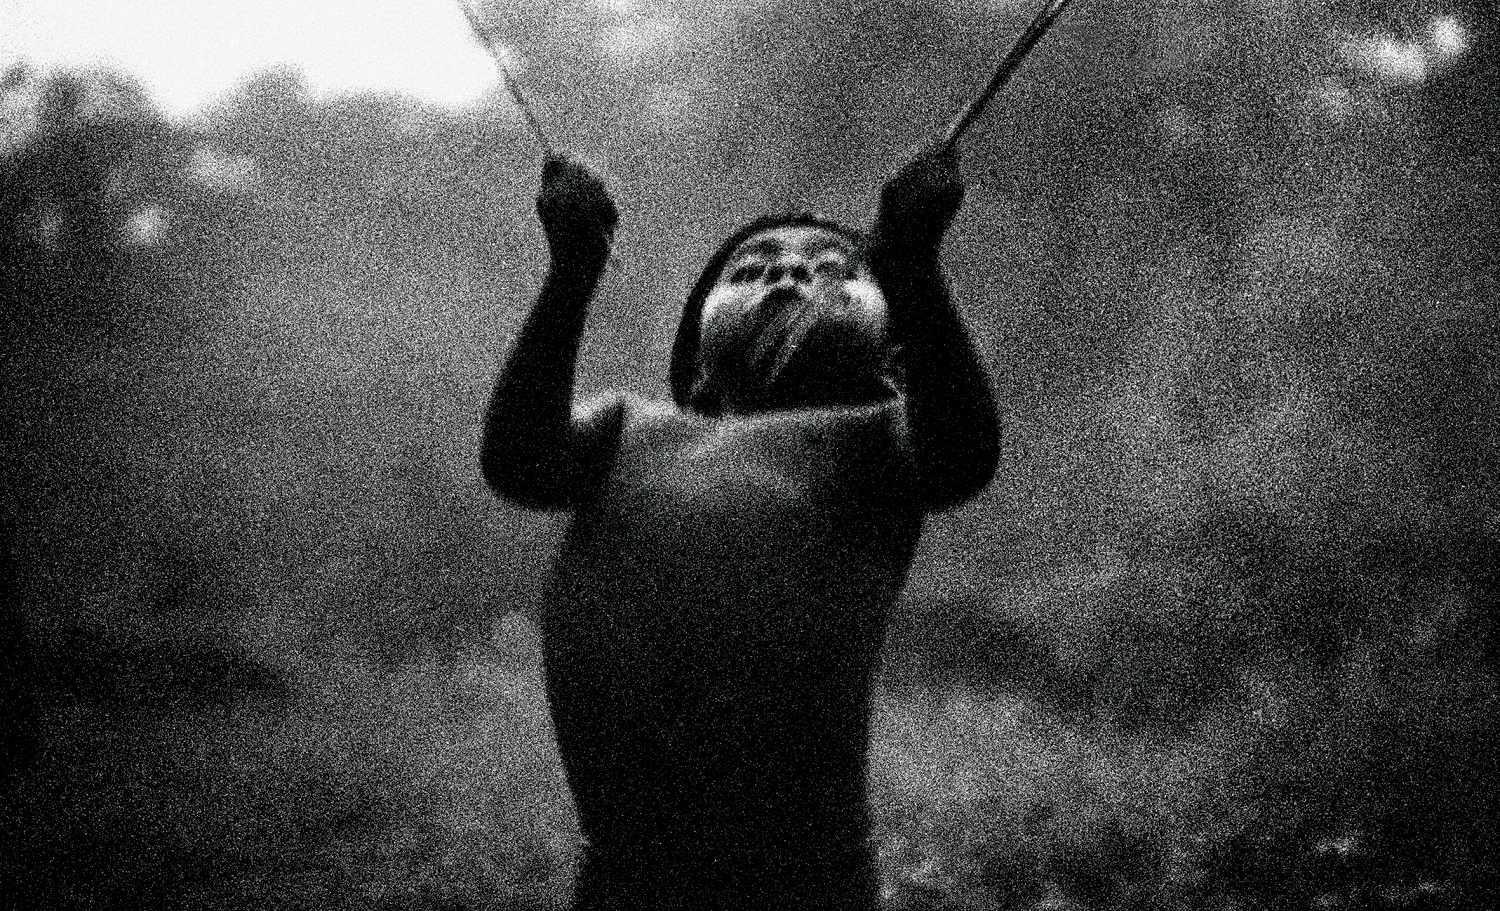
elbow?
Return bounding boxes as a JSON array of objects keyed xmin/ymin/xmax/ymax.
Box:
[
  {"xmin": 922, "ymin": 458, "xmax": 998, "ymax": 513},
  {"xmin": 480, "ymin": 396, "xmax": 621, "ymax": 512},
  {"xmin": 479, "ymin": 449, "xmax": 518, "ymax": 505},
  {"xmin": 479, "ymin": 440, "xmax": 575, "ymax": 512},
  {"xmin": 479, "ymin": 445, "xmax": 526, "ymax": 507}
]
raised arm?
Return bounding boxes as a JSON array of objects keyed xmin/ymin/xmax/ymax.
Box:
[
  {"xmin": 481, "ymin": 153, "xmax": 624, "ymax": 511},
  {"xmin": 868, "ymin": 144, "xmax": 1001, "ymax": 511}
]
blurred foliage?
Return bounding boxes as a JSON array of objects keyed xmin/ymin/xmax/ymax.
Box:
[
  {"xmin": 4, "ymin": 0, "xmax": 1499, "ymax": 908},
  {"xmin": 1, "ymin": 66, "xmax": 196, "ymax": 334}
]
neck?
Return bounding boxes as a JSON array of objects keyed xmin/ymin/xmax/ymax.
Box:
[
  {"xmin": 690, "ymin": 354, "xmax": 900, "ymax": 418},
  {"xmin": 688, "ymin": 301, "xmax": 898, "ymax": 417}
]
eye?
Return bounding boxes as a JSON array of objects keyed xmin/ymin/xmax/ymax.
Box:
[
  {"xmin": 729, "ymin": 264, "xmax": 764, "ymax": 283},
  {"xmin": 828, "ymin": 261, "xmax": 861, "ymax": 282}
]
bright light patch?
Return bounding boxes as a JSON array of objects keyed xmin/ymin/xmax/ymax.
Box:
[
  {"xmin": 186, "ymin": 146, "xmax": 262, "ymax": 193},
  {"xmin": 1310, "ymin": 78, "xmax": 1355, "ymax": 124},
  {"xmin": 124, "ymin": 205, "xmax": 170, "ymax": 247},
  {"xmin": 1431, "ymin": 15, "xmax": 1470, "ymax": 60},
  {"xmin": 1, "ymin": 84, "xmax": 40, "ymax": 155},
  {"xmin": 1341, "ymin": 35, "xmax": 1430, "ymax": 83},
  {"xmin": 1339, "ymin": 16, "xmax": 1471, "ymax": 86},
  {"xmin": 1368, "ymin": 37, "xmax": 1430, "ymax": 82},
  {"xmin": 37, "ymin": 209, "xmax": 62, "ymax": 246},
  {"xmin": 0, "ymin": 1, "xmax": 507, "ymax": 118}
]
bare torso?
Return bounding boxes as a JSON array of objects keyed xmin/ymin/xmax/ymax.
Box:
[
  {"xmin": 543, "ymin": 396, "xmax": 923, "ymax": 909},
  {"xmin": 483, "ymin": 149, "xmax": 998, "ymax": 909}
]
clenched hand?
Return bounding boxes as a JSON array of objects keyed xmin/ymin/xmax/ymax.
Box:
[
  {"xmin": 878, "ymin": 144, "xmax": 965, "ymax": 254},
  {"xmin": 538, "ymin": 152, "xmax": 618, "ymax": 274}
]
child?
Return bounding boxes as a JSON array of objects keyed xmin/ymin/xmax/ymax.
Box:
[{"xmin": 482, "ymin": 145, "xmax": 999, "ymax": 910}]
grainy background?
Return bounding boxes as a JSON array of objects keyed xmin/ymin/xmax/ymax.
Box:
[{"xmin": 3, "ymin": 1, "xmax": 1497, "ymax": 908}]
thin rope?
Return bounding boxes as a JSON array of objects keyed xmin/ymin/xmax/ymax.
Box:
[
  {"xmin": 455, "ymin": 0, "xmax": 554, "ymax": 152},
  {"xmin": 453, "ymin": 0, "xmax": 624, "ymax": 269},
  {"xmin": 941, "ymin": 0, "xmax": 1078, "ymax": 150}
]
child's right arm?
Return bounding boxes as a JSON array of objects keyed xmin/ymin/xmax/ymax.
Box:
[{"xmin": 481, "ymin": 153, "xmax": 625, "ymax": 510}]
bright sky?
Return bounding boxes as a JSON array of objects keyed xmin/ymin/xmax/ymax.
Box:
[
  {"xmin": 3, "ymin": 1, "xmax": 1473, "ymax": 120},
  {"xmin": 0, "ymin": 0, "xmax": 500, "ymax": 118}
]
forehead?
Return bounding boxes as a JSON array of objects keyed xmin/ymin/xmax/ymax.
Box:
[{"xmin": 726, "ymin": 224, "xmax": 859, "ymax": 262}]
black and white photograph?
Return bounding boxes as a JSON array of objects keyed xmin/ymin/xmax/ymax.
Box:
[{"xmin": 2, "ymin": 1, "xmax": 1496, "ymax": 908}]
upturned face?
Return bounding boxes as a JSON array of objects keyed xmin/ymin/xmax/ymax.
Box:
[
  {"xmin": 699, "ymin": 225, "xmax": 888, "ymax": 341},
  {"xmin": 692, "ymin": 225, "xmax": 895, "ymax": 415}
]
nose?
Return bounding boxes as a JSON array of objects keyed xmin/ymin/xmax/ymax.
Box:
[{"xmin": 763, "ymin": 261, "xmax": 812, "ymax": 287}]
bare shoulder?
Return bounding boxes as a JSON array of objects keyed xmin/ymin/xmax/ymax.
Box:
[
  {"xmin": 608, "ymin": 395, "xmax": 914, "ymax": 499},
  {"xmin": 607, "ymin": 393, "xmax": 712, "ymax": 457},
  {"xmin": 614, "ymin": 394, "xmax": 901, "ymax": 446}
]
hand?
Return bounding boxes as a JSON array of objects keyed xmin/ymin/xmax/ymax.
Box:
[
  {"xmin": 537, "ymin": 152, "xmax": 618, "ymax": 272},
  {"xmin": 878, "ymin": 143, "xmax": 965, "ymax": 250}
]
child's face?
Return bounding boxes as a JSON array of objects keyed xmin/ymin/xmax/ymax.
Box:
[
  {"xmin": 699, "ymin": 225, "xmax": 888, "ymax": 342},
  {"xmin": 691, "ymin": 224, "xmax": 894, "ymax": 413}
]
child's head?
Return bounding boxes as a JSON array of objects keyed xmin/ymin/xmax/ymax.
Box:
[{"xmin": 671, "ymin": 214, "xmax": 899, "ymax": 416}]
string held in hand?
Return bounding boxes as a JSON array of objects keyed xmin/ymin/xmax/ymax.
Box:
[{"xmin": 941, "ymin": 0, "xmax": 1078, "ymax": 151}]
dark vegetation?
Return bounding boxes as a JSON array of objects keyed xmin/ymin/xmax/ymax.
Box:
[{"xmin": 4, "ymin": 1, "xmax": 1497, "ymax": 908}]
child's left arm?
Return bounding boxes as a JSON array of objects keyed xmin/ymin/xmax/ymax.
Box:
[{"xmin": 868, "ymin": 144, "xmax": 1001, "ymax": 511}]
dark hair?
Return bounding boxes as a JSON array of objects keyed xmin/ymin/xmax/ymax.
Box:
[{"xmin": 670, "ymin": 212, "xmax": 866, "ymax": 411}]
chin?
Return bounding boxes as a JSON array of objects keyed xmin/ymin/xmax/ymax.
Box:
[{"xmin": 690, "ymin": 314, "xmax": 899, "ymax": 416}]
